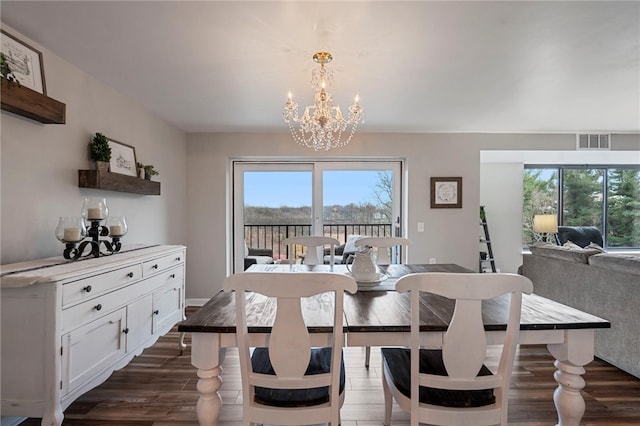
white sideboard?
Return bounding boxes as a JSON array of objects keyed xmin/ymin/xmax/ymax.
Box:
[{"xmin": 1, "ymin": 245, "xmax": 186, "ymax": 426}]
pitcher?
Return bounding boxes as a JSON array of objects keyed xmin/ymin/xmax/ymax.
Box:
[{"xmin": 346, "ymin": 247, "xmax": 377, "ymax": 281}]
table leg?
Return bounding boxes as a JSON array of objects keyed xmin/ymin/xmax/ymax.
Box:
[
  {"xmin": 547, "ymin": 329, "xmax": 595, "ymax": 426},
  {"xmin": 191, "ymin": 333, "xmax": 226, "ymax": 425}
]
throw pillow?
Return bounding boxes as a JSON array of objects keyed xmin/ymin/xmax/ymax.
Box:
[{"xmin": 585, "ymin": 242, "xmax": 606, "ymax": 253}]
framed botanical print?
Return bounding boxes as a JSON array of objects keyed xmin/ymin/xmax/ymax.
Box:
[
  {"xmin": 108, "ymin": 139, "xmax": 137, "ymax": 177},
  {"xmin": 1, "ymin": 29, "xmax": 46, "ymax": 94},
  {"xmin": 430, "ymin": 177, "xmax": 462, "ymax": 208}
]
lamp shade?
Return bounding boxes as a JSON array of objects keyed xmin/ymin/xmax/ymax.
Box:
[{"xmin": 533, "ymin": 214, "xmax": 558, "ymax": 234}]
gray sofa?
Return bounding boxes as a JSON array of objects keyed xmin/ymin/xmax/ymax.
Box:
[{"xmin": 522, "ymin": 243, "xmax": 640, "ymax": 378}]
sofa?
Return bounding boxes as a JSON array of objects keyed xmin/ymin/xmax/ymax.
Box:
[{"xmin": 522, "ymin": 239, "xmax": 640, "ymax": 378}]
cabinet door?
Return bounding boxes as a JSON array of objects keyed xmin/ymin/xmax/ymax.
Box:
[
  {"xmin": 152, "ymin": 283, "xmax": 182, "ymax": 334},
  {"xmin": 126, "ymin": 294, "xmax": 153, "ymax": 353},
  {"xmin": 61, "ymin": 308, "xmax": 126, "ymax": 395}
]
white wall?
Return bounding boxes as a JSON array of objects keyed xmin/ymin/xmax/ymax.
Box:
[
  {"xmin": 0, "ymin": 24, "xmax": 188, "ymax": 265},
  {"xmin": 480, "ymin": 162, "xmax": 525, "ymax": 273}
]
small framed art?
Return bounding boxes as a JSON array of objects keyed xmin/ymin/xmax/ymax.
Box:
[
  {"xmin": 430, "ymin": 177, "xmax": 462, "ymax": 208},
  {"xmin": 1, "ymin": 29, "xmax": 46, "ymax": 94},
  {"xmin": 108, "ymin": 139, "xmax": 138, "ymax": 177}
]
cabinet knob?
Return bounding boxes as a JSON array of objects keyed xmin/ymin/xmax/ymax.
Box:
[
  {"xmin": 170, "ymin": 274, "xmax": 176, "ymax": 279},
  {"xmin": 83, "ymin": 285, "xmax": 92, "ymax": 293},
  {"xmin": 122, "ymin": 328, "xmax": 129, "ymax": 334},
  {"xmin": 127, "ymin": 272, "xmax": 134, "ymax": 278},
  {"xmin": 175, "ymin": 257, "xmax": 181, "ymax": 261},
  {"xmin": 152, "ymin": 264, "xmax": 159, "ymax": 269},
  {"xmin": 153, "ymin": 310, "xmax": 159, "ymax": 315},
  {"xmin": 94, "ymin": 304, "xmax": 102, "ymax": 311}
]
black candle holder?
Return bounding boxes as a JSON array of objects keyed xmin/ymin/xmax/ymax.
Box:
[{"xmin": 63, "ymin": 220, "xmax": 122, "ymax": 260}]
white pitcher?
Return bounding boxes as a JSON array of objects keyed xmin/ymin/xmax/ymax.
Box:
[{"xmin": 346, "ymin": 247, "xmax": 377, "ymax": 281}]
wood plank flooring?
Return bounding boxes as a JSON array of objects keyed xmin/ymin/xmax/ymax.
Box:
[{"xmin": 20, "ymin": 315, "xmax": 640, "ymax": 425}]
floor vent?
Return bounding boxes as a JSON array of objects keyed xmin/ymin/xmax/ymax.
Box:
[{"xmin": 576, "ymin": 133, "xmax": 610, "ymax": 150}]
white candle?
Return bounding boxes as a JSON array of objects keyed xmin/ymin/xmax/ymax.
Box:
[
  {"xmin": 109, "ymin": 225, "xmax": 124, "ymax": 236},
  {"xmin": 87, "ymin": 207, "xmax": 102, "ymax": 220},
  {"xmin": 63, "ymin": 227, "xmax": 81, "ymax": 242}
]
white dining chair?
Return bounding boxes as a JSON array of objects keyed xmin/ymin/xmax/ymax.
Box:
[
  {"xmin": 223, "ymin": 271, "xmax": 357, "ymax": 426},
  {"xmin": 355, "ymin": 236, "xmax": 412, "ymax": 265},
  {"xmin": 355, "ymin": 236, "xmax": 412, "ymax": 367},
  {"xmin": 283, "ymin": 236, "xmax": 341, "ymax": 267},
  {"xmin": 381, "ymin": 272, "xmax": 533, "ymax": 426}
]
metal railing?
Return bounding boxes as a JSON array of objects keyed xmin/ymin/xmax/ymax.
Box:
[{"xmin": 244, "ymin": 223, "xmax": 392, "ymax": 260}]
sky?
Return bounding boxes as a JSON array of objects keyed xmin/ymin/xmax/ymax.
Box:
[{"xmin": 244, "ymin": 170, "xmax": 388, "ymax": 207}]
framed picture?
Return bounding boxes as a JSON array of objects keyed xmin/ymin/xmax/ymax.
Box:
[
  {"xmin": 108, "ymin": 139, "xmax": 137, "ymax": 177},
  {"xmin": 430, "ymin": 177, "xmax": 462, "ymax": 208},
  {"xmin": 1, "ymin": 29, "xmax": 46, "ymax": 95}
]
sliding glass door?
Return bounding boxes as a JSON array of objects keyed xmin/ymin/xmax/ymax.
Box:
[{"xmin": 233, "ymin": 161, "xmax": 402, "ymax": 271}]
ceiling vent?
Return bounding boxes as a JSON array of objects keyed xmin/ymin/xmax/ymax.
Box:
[{"xmin": 576, "ymin": 133, "xmax": 610, "ymax": 150}]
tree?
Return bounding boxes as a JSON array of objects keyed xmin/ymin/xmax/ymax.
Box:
[
  {"xmin": 607, "ymin": 169, "xmax": 640, "ymax": 247},
  {"xmin": 371, "ymin": 172, "xmax": 393, "ymax": 224},
  {"xmin": 562, "ymin": 169, "xmax": 603, "ymax": 227},
  {"xmin": 522, "ymin": 169, "xmax": 557, "ymax": 244}
]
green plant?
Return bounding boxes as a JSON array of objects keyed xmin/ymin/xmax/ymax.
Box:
[
  {"xmin": 0, "ymin": 53, "xmax": 20, "ymax": 85},
  {"xmin": 89, "ymin": 132, "xmax": 111, "ymax": 162},
  {"xmin": 144, "ymin": 165, "xmax": 159, "ymax": 176}
]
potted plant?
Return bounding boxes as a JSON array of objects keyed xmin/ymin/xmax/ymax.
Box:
[
  {"xmin": 143, "ymin": 165, "xmax": 159, "ymax": 180},
  {"xmin": 89, "ymin": 132, "xmax": 111, "ymax": 172}
]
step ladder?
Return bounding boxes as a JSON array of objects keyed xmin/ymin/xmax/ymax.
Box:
[{"xmin": 479, "ymin": 206, "xmax": 497, "ymax": 273}]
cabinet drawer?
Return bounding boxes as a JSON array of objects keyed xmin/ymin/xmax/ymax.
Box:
[
  {"xmin": 142, "ymin": 250, "xmax": 185, "ymax": 277},
  {"xmin": 63, "ymin": 264, "xmax": 142, "ymax": 307}
]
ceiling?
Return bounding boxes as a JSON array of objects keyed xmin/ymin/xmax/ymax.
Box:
[{"xmin": 1, "ymin": 1, "xmax": 639, "ymax": 134}]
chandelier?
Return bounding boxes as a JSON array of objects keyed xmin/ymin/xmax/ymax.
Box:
[{"xmin": 283, "ymin": 52, "xmax": 364, "ymax": 151}]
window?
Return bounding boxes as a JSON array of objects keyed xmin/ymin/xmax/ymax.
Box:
[
  {"xmin": 523, "ymin": 165, "xmax": 640, "ymax": 249},
  {"xmin": 233, "ymin": 161, "xmax": 403, "ymax": 271}
]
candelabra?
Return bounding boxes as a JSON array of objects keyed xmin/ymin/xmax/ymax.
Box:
[{"xmin": 55, "ymin": 198, "xmax": 128, "ymax": 260}]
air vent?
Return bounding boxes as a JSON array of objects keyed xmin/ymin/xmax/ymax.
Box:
[{"xmin": 577, "ymin": 134, "xmax": 610, "ymax": 150}]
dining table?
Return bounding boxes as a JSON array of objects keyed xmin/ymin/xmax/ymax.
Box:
[{"xmin": 178, "ymin": 263, "xmax": 610, "ymax": 426}]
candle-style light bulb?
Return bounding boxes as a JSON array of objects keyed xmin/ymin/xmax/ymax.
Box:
[{"xmin": 354, "ymin": 94, "xmax": 360, "ymax": 104}]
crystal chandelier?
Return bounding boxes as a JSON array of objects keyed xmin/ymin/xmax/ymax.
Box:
[{"xmin": 283, "ymin": 52, "xmax": 364, "ymax": 151}]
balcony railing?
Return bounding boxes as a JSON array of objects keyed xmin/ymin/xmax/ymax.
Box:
[{"xmin": 244, "ymin": 223, "xmax": 392, "ymax": 260}]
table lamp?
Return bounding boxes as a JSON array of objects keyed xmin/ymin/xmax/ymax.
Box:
[{"xmin": 533, "ymin": 214, "xmax": 559, "ymax": 244}]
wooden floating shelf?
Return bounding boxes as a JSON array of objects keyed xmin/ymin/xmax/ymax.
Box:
[
  {"xmin": 1, "ymin": 79, "xmax": 66, "ymax": 124},
  {"xmin": 78, "ymin": 170, "xmax": 161, "ymax": 195}
]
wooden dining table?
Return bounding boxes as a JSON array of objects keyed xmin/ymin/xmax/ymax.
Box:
[{"xmin": 178, "ymin": 263, "xmax": 610, "ymax": 426}]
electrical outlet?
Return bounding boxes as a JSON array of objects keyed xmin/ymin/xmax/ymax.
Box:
[
  {"xmin": 429, "ymin": 258, "xmax": 436, "ymax": 264},
  {"xmin": 417, "ymin": 222, "xmax": 424, "ymax": 232}
]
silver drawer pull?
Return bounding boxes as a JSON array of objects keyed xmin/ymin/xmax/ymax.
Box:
[
  {"xmin": 127, "ymin": 272, "xmax": 134, "ymax": 278},
  {"xmin": 94, "ymin": 304, "xmax": 102, "ymax": 311},
  {"xmin": 83, "ymin": 285, "xmax": 92, "ymax": 293}
]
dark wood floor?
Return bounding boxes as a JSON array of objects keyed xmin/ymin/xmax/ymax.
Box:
[{"xmin": 20, "ymin": 321, "xmax": 640, "ymax": 425}]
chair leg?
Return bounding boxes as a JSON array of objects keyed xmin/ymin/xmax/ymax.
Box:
[
  {"xmin": 382, "ymin": 358, "xmax": 392, "ymax": 426},
  {"xmin": 365, "ymin": 346, "xmax": 371, "ymax": 367}
]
